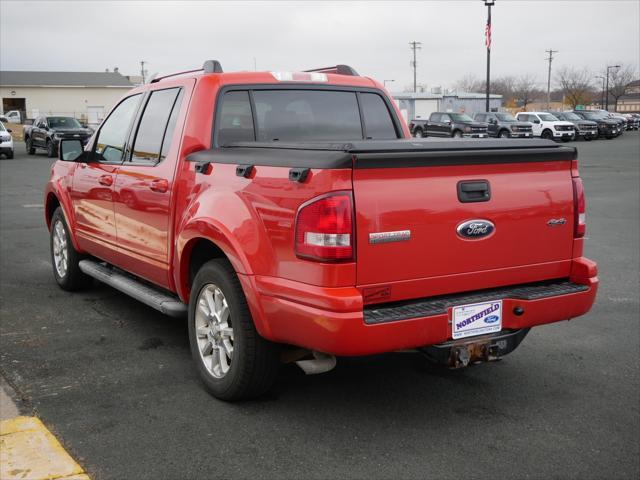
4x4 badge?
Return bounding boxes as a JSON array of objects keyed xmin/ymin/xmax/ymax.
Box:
[{"xmin": 547, "ymin": 218, "xmax": 567, "ymax": 227}]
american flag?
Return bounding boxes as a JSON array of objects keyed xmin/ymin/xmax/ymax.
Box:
[{"xmin": 485, "ymin": 21, "xmax": 492, "ymax": 49}]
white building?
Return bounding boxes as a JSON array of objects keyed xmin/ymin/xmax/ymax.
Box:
[
  {"xmin": 0, "ymin": 71, "xmax": 135, "ymax": 126},
  {"xmin": 392, "ymin": 92, "xmax": 503, "ymax": 122}
]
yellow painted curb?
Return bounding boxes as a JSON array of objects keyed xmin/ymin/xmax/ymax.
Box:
[{"xmin": 0, "ymin": 416, "xmax": 89, "ymax": 480}]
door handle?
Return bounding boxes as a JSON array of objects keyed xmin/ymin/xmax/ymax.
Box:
[
  {"xmin": 98, "ymin": 175, "xmax": 113, "ymax": 187},
  {"xmin": 149, "ymin": 179, "xmax": 169, "ymax": 193},
  {"xmin": 457, "ymin": 180, "xmax": 491, "ymax": 203}
]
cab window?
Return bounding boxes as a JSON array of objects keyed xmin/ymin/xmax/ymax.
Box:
[
  {"xmin": 130, "ymin": 88, "xmax": 182, "ymax": 165},
  {"xmin": 95, "ymin": 94, "xmax": 141, "ymax": 163}
]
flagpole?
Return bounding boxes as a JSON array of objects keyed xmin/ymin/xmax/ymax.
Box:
[{"xmin": 484, "ymin": 0, "xmax": 494, "ymax": 112}]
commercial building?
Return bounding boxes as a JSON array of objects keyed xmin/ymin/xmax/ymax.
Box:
[
  {"xmin": 392, "ymin": 92, "xmax": 503, "ymax": 122},
  {"xmin": 0, "ymin": 70, "xmax": 135, "ymax": 126}
]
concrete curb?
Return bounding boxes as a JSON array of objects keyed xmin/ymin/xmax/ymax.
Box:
[{"xmin": 0, "ymin": 416, "xmax": 90, "ymax": 480}]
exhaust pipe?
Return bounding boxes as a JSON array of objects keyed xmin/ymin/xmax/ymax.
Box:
[{"xmin": 295, "ymin": 351, "xmax": 337, "ymax": 375}]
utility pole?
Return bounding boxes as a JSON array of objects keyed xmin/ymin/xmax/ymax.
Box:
[
  {"xmin": 140, "ymin": 60, "xmax": 147, "ymax": 84},
  {"xmin": 545, "ymin": 49, "xmax": 558, "ymax": 110},
  {"xmin": 595, "ymin": 75, "xmax": 605, "ymax": 109},
  {"xmin": 484, "ymin": 0, "xmax": 495, "ymax": 112},
  {"xmin": 409, "ymin": 41, "xmax": 422, "ymax": 92}
]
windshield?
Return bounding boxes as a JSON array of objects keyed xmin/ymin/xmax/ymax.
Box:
[
  {"xmin": 539, "ymin": 113, "xmax": 559, "ymax": 122},
  {"xmin": 581, "ymin": 111, "xmax": 606, "ymax": 120},
  {"xmin": 0, "ymin": 122, "xmax": 6, "ymax": 132},
  {"xmin": 495, "ymin": 113, "xmax": 517, "ymax": 122},
  {"xmin": 562, "ymin": 112, "xmax": 581, "ymax": 121},
  {"xmin": 47, "ymin": 117, "xmax": 82, "ymax": 129},
  {"xmin": 449, "ymin": 113, "xmax": 474, "ymax": 122}
]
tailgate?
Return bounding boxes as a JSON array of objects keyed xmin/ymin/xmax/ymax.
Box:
[{"xmin": 351, "ymin": 140, "xmax": 576, "ymax": 286}]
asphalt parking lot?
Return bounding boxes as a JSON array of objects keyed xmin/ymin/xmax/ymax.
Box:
[{"xmin": 1, "ymin": 134, "xmax": 639, "ymax": 480}]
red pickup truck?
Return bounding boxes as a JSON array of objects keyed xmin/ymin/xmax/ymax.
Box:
[{"xmin": 45, "ymin": 61, "xmax": 598, "ymax": 400}]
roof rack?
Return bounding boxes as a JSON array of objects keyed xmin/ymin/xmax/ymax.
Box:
[
  {"xmin": 304, "ymin": 65, "xmax": 359, "ymax": 76},
  {"xmin": 150, "ymin": 60, "xmax": 223, "ymax": 83}
]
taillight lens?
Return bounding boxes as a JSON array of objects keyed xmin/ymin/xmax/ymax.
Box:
[
  {"xmin": 572, "ymin": 177, "xmax": 586, "ymax": 238},
  {"xmin": 295, "ymin": 193, "xmax": 353, "ymax": 261}
]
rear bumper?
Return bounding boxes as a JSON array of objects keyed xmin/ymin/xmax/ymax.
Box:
[{"xmin": 244, "ymin": 257, "xmax": 598, "ymax": 356}]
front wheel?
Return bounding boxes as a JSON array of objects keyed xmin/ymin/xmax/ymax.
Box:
[
  {"xmin": 541, "ymin": 130, "xmax": 554, "ymax": 140},
  {"xmin": 46, "ymin": 140, "xmax": 56, "ymax": 158},
  {"xmin": 50, "ymin": 207, "xmax": 89, "ymax": 291},
  {"xmin": 499, "ymin": 130, "xmax": 510, "ymax": 138},
  {"xmin": 413, "ymin": 128, "xmax": 424, "ymax": 138},
  {"xmin": 188, "ymin": 259, "xmax": 279, "ymax": 401},
  {"xmin": 25, "ymin": 137, "xmax": 35, "ymax": 155},
  {"xmin": 452, "ymin": 130, "xmax": 463, "ymax": 138}
]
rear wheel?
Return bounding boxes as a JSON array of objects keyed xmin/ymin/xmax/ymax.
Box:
[
  {"xmin": 46, "ymin": 140, "xmax": 56, "ymax": 158},
  {"xmin": 188, "ymin": 259, "xmax": 279, "ymax": 401},
  {"xmin": 50, "ymin": 207, "xmax": 89, "ymax": 291},
  {"xmin": 25, "ymin": 137, "xmax": 35, "ymax": 155}
]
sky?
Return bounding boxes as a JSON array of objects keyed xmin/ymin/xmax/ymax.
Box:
[{"xmin": 1, "ymin": 0, "xmax": 638, "ymax": 91}]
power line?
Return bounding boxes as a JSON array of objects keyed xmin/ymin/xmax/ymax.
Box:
[
  {"xmin": 544, "ymin": 49, "xmax": 558, "ymax": 110},
  {"xmin": 409, "ymin": 41, "xmax": 422, "ymax": 92}
]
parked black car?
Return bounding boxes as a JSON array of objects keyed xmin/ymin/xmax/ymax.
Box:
[
  {"xmin": 411, "ymin": 112, "xmax": 488, "ymax": 138},
  {"xmin": 23, "ymin": 116, "xmax": 93, "ymax": 157},
  {"xmin": 472, "ymin": 112, "xmax": 533, "ymax": 138},
  {"xmin": 571, "ymin": 110, "xmax": 620, "ymax": 139},
  {"xmin": 550, "ymin": 112, "xmax": 598, "ymax": 141}
]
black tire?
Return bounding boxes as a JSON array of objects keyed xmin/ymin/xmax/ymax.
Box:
[
  {"xmin": 452, "ymin": 130, "xmax": 463, "ymax": 138},
  {"xmin": 414, "ymin": 128, "xmax": 424, "ymax": 138},
  {"xmin": 188, "ymin": 259, "xmax": 279, "ymax": 401},
  {"xmin": 25, "ymin": 137, "xmax": 35, "ymax": 155},
  {"xmin": 498, "ymin": 130, "xmax": 510, "ymax": 138},
  {"xmin": 50, "ymin": 207, "xmax": 89, "ymax": 291},
  {"xmin": 584, "ymin": 136, "xmax": 592, "ymax": 141},
  {"xmin": 6, "ymin": 151, "xmax": 14, "ymax": 159},
  {"xmin": 46, "ymin": 140, "xmax": 56, "ymax": 158},
  {"xmin": 541, "ymin": 129, "xmax": 554, "ymax": 140}
]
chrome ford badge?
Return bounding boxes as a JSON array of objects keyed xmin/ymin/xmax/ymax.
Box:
[{"xmin": 456, "ymin": 219, "xmax": 495, "ymax": 239}]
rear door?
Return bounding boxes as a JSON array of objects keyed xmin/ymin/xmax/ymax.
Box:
[
  {"xmin": 427, "ymin": 113, "xmax": 442, "ymax": 136},
  {"xmin": 113, "ymin": 81, "xmax": 192, "ymax": 288},
  {"xmin": 352, "ymin": 144, "xmax": 575, "ymax": 286}
]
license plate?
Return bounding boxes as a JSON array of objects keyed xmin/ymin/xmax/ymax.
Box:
[{"xmin": 452, "ymin": 300, "xmax": 502, "ymax": 339}]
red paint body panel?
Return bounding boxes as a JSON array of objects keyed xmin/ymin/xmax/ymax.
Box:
[{"xmin": 44, "ymin": 69, "xmax": 598, "ymax": 357}]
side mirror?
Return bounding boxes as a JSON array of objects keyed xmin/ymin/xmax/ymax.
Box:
[
  {"xmin": 489, "ymin": 118, "xmax": 497, "ymax": 124},
  {"xmin": 533, "ymin": 119, "xmax": 541, "ymax": 124},
  {"xmin": 444, "ymin": 120, "xmax": 451, "ymax": 125},
  {"xmin": 6, "ymin": 129, "xmax": 12, "ymax": 133},
  {"xmin": 59, "ymin": 139, "xmax": 85, "ymax": 162}
]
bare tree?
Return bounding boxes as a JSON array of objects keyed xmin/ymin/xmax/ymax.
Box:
[
  {"xmin": 513, "ymin": 74, "xmax": 540, "ymax": 110},
  {"xmin": 491, "ymin": 75, "xmax": 517, "ymax": 103},
  {"xmin": 454, "ymin": 74, "xmax": 484, "ymax": 93},
  {"xmin": 607, "ymin": 64, "xmax": 637, "ymax": 111},
  {"xmin": 556, "ymin": 66, "xmax": 595, "ymax": 109}
]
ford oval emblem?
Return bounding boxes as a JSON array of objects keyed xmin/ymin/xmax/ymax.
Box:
[
  {"xmin": 457, "ymin": 219, "xmax": 495, "ymax": 240},
  {"xmin": 484, "ymin": 315, "xmax": 500, "ymax": 324}
]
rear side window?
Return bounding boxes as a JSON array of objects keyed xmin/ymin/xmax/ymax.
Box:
[
  {"xmin": 218, "ymin": 91, "xmax": 255, "ymax": 145},
  {"xmin": 252, "ymin": 90, "xmax": 362, "ymax": 142},
  {"xmin": 430, "ymin": 113, "xmax": 441, "ymax": 122},
  {"xmin": 360, "ymin": 93, "xmax": 397, "ymax": 139},
  {"xmin": 130, "ymin": 88, "xmax": 182, "ymax": 165}
]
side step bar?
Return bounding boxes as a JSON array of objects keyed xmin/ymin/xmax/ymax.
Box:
[{"xmin": 79, "ymin": 260, "xmax": 187, "ymax": 318}]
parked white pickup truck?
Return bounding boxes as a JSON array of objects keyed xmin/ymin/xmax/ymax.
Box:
[{"xmin": 515, "ymin": 112, "xmax": 575, "ymax": 141}]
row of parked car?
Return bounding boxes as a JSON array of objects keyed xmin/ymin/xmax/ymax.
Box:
[{"xmin": 409, "ymin": 110, "xmax": 640, "ymax": 141}]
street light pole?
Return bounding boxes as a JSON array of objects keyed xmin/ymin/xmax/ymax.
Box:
[
  {"xmin": 595, "ymin": 75, "xmax": 605, "ymax": 109},
  {"xmin": 605, "ymin": 65, "xmax": 621, "ymax": 111},
  {"xmin": 484, "ymin": 0, "xmax": 494, "ymax": 112}
]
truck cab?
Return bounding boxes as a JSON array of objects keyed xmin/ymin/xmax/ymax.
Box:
[{"xmin": 426, "ymin": 112, "xmax": 488, "ymax": 138}]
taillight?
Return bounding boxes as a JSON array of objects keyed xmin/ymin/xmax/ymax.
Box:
[
  {"xmin": 572, "ymin": 177, "xmax": 586, "ymax": 238},
  {"xmin": 295, "ymin": 192, "xmax": 353, "ymax": 262}
]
